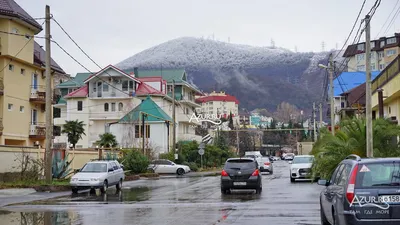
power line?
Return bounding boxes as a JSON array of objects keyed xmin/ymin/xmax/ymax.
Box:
[
  {"xmin": 0, "ymin": 30, "xmax": 45, "ymax": 39},
  {"xmin": 334, "ymin": 0, "xmax": 367, "ymax": 59},
  {"xmin": 375, "ymin": 0, "xmax": 400, "ymax": 38},
  {"xmin": 383, "ymin": 5, "xmax": 400, "ymax": 36}
]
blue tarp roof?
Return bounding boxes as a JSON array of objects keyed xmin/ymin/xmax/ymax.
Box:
[{"xmin": 334, "ymin": 71, "xmax": 380, "ymax": 96}]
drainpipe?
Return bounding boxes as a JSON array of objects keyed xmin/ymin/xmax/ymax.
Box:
[{"xmin": 378, "ymin": 88, "xmax": 384, "ymax": 118}]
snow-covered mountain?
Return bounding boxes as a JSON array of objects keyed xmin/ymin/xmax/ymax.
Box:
[{"xmin": 117, "ymin": 37, "xmax": 332, "ymax": 112}]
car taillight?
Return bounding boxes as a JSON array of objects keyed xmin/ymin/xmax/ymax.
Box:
[
  {"xmin": 251, "ymin": 169, "xmax": 259, "ymax": 176},
  {"xmin": 346, "ymin": 164, "xmax": 359, "ymax": 203},
  {"xmin": 221, "ymin": 170, "xmax": 229, "ymax": 176},
  {"xmin": 264, "ymin": 162, "xmax": 270, "ymax": 166}
]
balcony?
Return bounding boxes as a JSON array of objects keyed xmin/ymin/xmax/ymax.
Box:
[
  {"xmin": 180, "ymin": 95, "xmax": 201, "ymax": 107},
  {"xmin": 29, "ymin": 123, "xmax": 46, "ymax": 139},
  {"xmin": 54, "ymin": 116, "xmax": 67, "ymax": 126},
  {"xmin": 0, "ymin": 78, "xmax": 3, "ymax": 96},
  {"xmin": 30, "ymin": 85, "xmax": 46, "ymax": 104}
]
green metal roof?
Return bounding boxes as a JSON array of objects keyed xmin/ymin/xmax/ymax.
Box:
[
  {"xmin": 56, "ymin": 73, "xmax": 93, "ymax": 88},
  {"xmin": 119, "ymin": 96, "xmax": 172, "ymax": 123},
  {"xmin": 57, "ymin": 97, "xmax": 67, "ymax": 105},
  {"xmin": 125, "ymin": 69, "xmax": 187, "ymax": 83}
]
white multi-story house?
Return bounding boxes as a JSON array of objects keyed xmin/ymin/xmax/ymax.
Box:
[
  {"xmin": 54, "ymin": 67, "xmax": 203, "ymax": 151},
  {"xmin": 53, "ymin": 65, "xmax": 142, "ymax": 148}
]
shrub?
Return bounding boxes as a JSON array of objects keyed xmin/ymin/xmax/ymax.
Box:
[
  {"xmin": 187, "ymin": 162, "xmax": 199, "ymax": 172},
  {"xmin": 120, "ymin": 150, "xmax": 149, "ymax": 174}
]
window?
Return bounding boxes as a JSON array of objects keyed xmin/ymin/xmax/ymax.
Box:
[
  {"xmin": 20, "ymin": 68, "xmax": 25, "ymax": 75},
  {"xmin": 379, "ymin": 64, "xmax": 385, "ymax": 70},
  {"xmin": 9, "ymin": 64, "xmax": 14, "ymax": 71},
  {"xmin": 118, "ymin": 102, "xmax": 123, "ymax": 111},
  {"xmin": 111, "ymin": 103, "xmax": 116, "ymax": 111},
  {"xmin": 378, "ymin": 51, "xmax": 384, "ymax": 59},
  {"xmin": 103, "ymin": 83, "xmax": 109, "ymax": 92},
  {"xmin": 167, "ymin": 85, "xmax": 172, "ymax": 92},
  {"xmin": 11, "ymin": 28, "xmax": 18, "ymax": 34},
  {"xmin": 389, "ymin": 107, "xmax": 391, "ymax": 114},
  {"xmin": 20, "ymin": 106, "xmax": 24, "ymax": 113},
  {"xmin": 370, "ymin": 41, "xmax": 375, "ymax": 48},
  {"xmin": 357, "ymin": 43, "xmax": 364, "ymax": 51},
  {"xmin": 337, "ymin": 164, "xmax": 352, "ymax": 186},
  {"xmin": 104, "ymin": 103, "xmax": 109, "ymax": 112},
  {"xmin": 330, "ymin": 164, "xmax": 344, "ymax": 185},
  {"xmin": 386, "ymin": 49, "xmax": 397, "ymax": 56},
  {"xmin": 77, "ymin": 101, "xmax": 83, "ymax": 111},
  {"xmin": 371, "ymin": 63, "xmax": 376, "ymax": 71},
  {"xmin": 122, "ymin": 81, "xmax": 128, "ymax": 91},
  {"xmin": 380, "ymin": 40, "xmax": 385, "ymax": 47},
  {"xmin": 104, "ymin": 123, "xmax": 110, "ymax": 133},
  {"xmin": 8, "ymin": 103, "xmax": 13, "ymax": 111},
  {"xmin": 135, "ymin": 125, "xmax": 150, "ymax": 138},
  {"xmin": 356, "ymin": 54, "xmax": 365, "ymax": 61},
  {"xmin": 355, "ymin": 163, "xmax": 400, "ymax": 188},
  {"xmin": 129, "ymin": 81, "xmax": 134, "ymax": 90},
  {"xmin": 370, "ymin": 53, "xmax": 374, "ymax": 59},
  {"xmin": 387, "ymin": 37, "xmax": 396, "ymax": 44},
  {"xmin": 357, "ymin": 65, "xmax": 365, "ymax": 71},
  {"xmin": 184, "ymin": 124, "xmax": 189, "ymax": 134}
]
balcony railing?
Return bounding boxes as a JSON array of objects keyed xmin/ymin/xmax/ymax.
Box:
[
  {"xmin": 372, "ymin": 55, "xmax": 400, "ymax": 93},
  {"xmin": 29, "ymin": 85, "xmax": 57, "ymax": 104},
  {"xmin": 0, "ymin": 78, "xmax": 4, "ymax": 96},
  {"xmin": 29, "ymin": 123, "xmax": 46, "ymax": 139}
]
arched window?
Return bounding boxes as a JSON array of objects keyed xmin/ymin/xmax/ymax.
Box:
[
  {"xmin": 118, "ymin": 102, "xmax": 123, "ymax": 111},
  {"xmin": 104, "ymin": 103, "xmax": 109, "ymax": 112}
]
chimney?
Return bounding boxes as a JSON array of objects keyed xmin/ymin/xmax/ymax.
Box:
[{"xmin": 134, "ymin": 67, "xmax": 138, "ymax": 77}]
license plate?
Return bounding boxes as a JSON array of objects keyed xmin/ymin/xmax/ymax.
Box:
[
  {"xmin": 379, "ymin": 195, "xmax": 400, "ymax": 203},
  {"xmin": 233, "ymin": 182, "xmax": 246, "ymax": 186}
]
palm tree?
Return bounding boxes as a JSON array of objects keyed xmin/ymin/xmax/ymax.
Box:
[
  {"xmin": 96, "ymin": 133, "xmax": 118, "ymax": 148},
  {"xmin": 62, "ymin": 120, "xmax": 86, "ymax": 148},
  {"xmin": 311, "ymin": 117, "xmax": 400, "ymax": 179}
]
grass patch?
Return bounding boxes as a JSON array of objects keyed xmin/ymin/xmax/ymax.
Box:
[{"xmin": 0, "ymin": 179, "xmax": 70, "ymax": 192}]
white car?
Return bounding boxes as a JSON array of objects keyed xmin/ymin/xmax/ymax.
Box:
[
  {"xmin": 148, "ymin": 159, "xmax": 190, "ymax": 175},
  {"xmin": 289, "ymin": 155, "xmax": 314, "ymax": 182},
  {"xmin": 70, "ymin": 160, "xmax": 125, "ymax": 194},
  {"xmin": 284, "ymin": 153, "xmax": 295, "ymax": 160},
  {"xmin": 244, "ymin": 151, "xmax": 264, "ymax": 170}
]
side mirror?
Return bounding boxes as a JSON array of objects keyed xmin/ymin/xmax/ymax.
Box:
[
  {"xmin": 108, "ymin": 168, "xmax": 114, "ymax": 172},
  {"xmin": 318, "ymin": 179, "xmax": 329, "ymax": 186},
  {"xmin": 120, "ymin": 165, "xmax": 124, "ymax": 170}
]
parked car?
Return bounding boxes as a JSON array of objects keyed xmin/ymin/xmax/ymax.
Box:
[
  {"xmin": 70, "ymin": 160, "xmax": 125, "ymax": 194},
  {"xmin": 289, "ymin": 155, "xmax": 314, "ymax": 182},
  {"xmin": 284, "ymin": 153, "xmax": 295, "ymax": 161},
  {"xmin": 244, "ymin": 151, "xmax": 263, "ymax": 170},
  {"xmin": 261, "ymin": 157, "xmax": 273, "ymax": 174},
  {"xmin": 221, "ymin": 158, "xmax": 262, "ymax": 194},
  {"xmin": 318, "ymin": 154, "xmax": 400, "ymax": 225},
  {"xmin": 148, "ymin": 159, "xmax": 190, "ymax": 175}
]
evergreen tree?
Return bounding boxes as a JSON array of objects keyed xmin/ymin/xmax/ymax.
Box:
[{"xmin": 228, "ymin": 111, "xmax": 234, "ymax": 130}]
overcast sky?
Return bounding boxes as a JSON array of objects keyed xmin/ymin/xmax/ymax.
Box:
[{"xmin": 17, "ymin": 0, "xmax": 399, "ymax": 76}]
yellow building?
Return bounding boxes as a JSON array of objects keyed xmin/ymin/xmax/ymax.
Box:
[
  {"xmin": 371, "ymin": 55, "xmax": 400, "ymax": 124},
  {"xmin": 0, "ymin": 0, "xmax": 65, "ymax": 147}
]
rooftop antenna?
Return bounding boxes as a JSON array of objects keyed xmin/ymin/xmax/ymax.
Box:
[
  {"xmin": 271, "ymin": 39, "xmax": 275, "ymax": 48},
  {"xmin": 321, "ymin": 41, "xmax": 325, "ymax": 52}
]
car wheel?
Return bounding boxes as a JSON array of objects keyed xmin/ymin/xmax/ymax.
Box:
[
  {"xmin": 270, "ymin": 170, "xmax": 273, "ymax": 175},
  {"xmin": 255, "ymin": 187, "xmax": 262, "ymax": 194},
  {"xmin": 71, "ymin": 188, "xmax": 78, "ymax": 194},
  {"xmin": 320, "ymin": 203, "xmax": 330, "ymax": 225},
  {"xmin": 290, "ymin": 177, "xmax": 295, "ymax": 183},
  {"xmin": 177, "ymin": 168, "xmax": 185, "ymax": 175},
  {"xmin": 100, "ymin": 180, "xmax": 108, "ymax": 193},
  {"xmin": 116, "ymin": 179, "xmax": 122, "ymax": 190}
]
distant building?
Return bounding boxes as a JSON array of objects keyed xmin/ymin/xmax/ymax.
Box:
[
  {"xmin": 249, "ymin": 113, "xmax": 273, "ymax": 128},
  {"xmin": 195, "ymin": 91, "xmax": 239, "ymax": 125},
  {"xmin": 343, "ymin": 33, "xmax": 400, "ymax": 72}
]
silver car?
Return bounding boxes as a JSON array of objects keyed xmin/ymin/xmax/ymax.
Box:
[
  {"xmin": 70, "ymin": 160, "xmax": 125, "ymax": 194},
  {"xmin": 260, "ymin": 157, "xmax": 273, "ymax": 174},
  {"xmin": 148, "ymin": 159, "xmax": 190, "ymax": 175}
]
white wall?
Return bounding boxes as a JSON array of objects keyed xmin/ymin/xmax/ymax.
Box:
[{"xmin": 110, "ymin": 122, "xmax": 169, "ymax": 155}]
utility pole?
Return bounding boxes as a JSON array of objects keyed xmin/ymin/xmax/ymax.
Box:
[
  {"xmin": 313, "ymin": 102, "xmax": 316, "ymax": 141},
  {"xmin": 142, "ymin": 112, "xmax": 145, "ymax": 155},
  {"xmin": 365, "ymin": 14, "xmax": 373, "ymax": 158},
  {"xmin": 329, "ymin": 53, "xmax": 335, "ymax": 136},
  {"xmin": 44, "ymin": 5, "xmax": 52, "ymax": 184},
  {"xmin": 319, "ymin": 103, "xmax": 323, "ymax": 129},
  {"xmin": 172, "ymin": 80, "xmax": 176, "ymax": 155}
]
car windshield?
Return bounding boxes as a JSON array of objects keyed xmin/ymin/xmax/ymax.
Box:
[
  {"xmin": 225, "ymin": 159, "xmax": 256, "ymax": 170},
  {"xmin": 81, "ymin": 163, "xmax": 107, "ymax": 172},
  {"xmin": 292, "ymin": 157, "xmax": 314, "ymax": 164},
  {"xmin": 356, "ymin": 162, "xmax": 400, "ymax": 188}
]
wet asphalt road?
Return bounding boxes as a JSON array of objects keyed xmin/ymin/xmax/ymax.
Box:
[{"xmin": 0, "ymin": 160, "xmax": 324, "ymax": 225}]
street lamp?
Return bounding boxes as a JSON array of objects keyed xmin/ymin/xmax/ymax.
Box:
[{"xmin": 318, "ymin": 54, "xmax": 335, "ymax": 135}]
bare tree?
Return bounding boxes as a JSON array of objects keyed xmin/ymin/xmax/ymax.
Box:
[{"xmin": 273, "ymin": 102, "xmax": 301, "ymax": 122}]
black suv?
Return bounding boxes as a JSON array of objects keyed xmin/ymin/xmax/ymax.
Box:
[
  {"xmin": 318, "ymin": 154, "xmax": 400, "ymax": 225},
  {"xmin": 221, "ymin": 158, "xmax": 262, "ymax": 194}
]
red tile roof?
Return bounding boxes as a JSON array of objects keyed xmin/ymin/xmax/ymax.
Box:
[
  {"xmin": 196, "ymin": 95, "xmax": 239, "ymax": 104},
  {"xmin": 136, "ymin": 82, "xmax": 163, "ymax": 95},
  {"xmin": 64, "ymin": 85, "xmax": 88, "ymax": 98}
]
